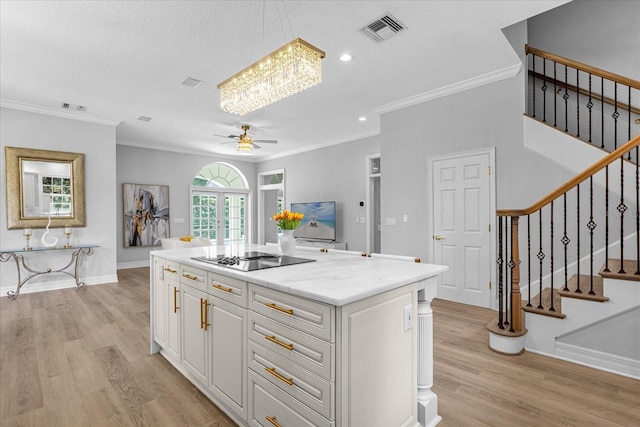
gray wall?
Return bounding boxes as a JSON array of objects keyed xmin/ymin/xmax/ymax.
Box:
[
  {"xmin": 258, "ymin": 135, "xmax": 381, "ymax": 252},
  {"xmin": 116, "ymin": 145, "xmax": 256, "ymax": 266},
  {"xmin": 1, "ymin": 108, "xmax": 118, "ymax": 287},
  {"xmin": 528, "ymin": 0, "xmax": 640, "ymax": 80}
]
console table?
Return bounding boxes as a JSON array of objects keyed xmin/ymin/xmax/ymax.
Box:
[{"xmin": 0, "ymin": 244, "xmax": 97, "ymax": 299}]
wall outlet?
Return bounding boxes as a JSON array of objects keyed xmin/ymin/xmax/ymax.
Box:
[
  {"xmin": 386, "ymin": 217, "xmax": 396, "ymax": 226},
  {"xmin": 403, "ymin": 304, "xmax": 412, "ymax": 331},
  {"xmin": 403, "ymin": 214, "xmax": 408, "ymax": 223},
  {"xmin": 359, "ymin": 216, "xmax": 365, "ymax": 224},
  {"xmin": 82, "ymin": 261, "xmax": 88, "ymax": 269}
]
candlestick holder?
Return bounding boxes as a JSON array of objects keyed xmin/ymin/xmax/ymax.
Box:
[
  {"xmin": 64, "ymin": 230, "xmax": 72, "ymax": 248},
  {"xmin": 24, "ymin": 231, "xmax": 32, "ymax": 251}
]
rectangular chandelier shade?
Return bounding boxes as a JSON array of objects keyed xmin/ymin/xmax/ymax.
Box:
[{"xmin": 217, "ymin": 38, "xmax": 325, "ymax": 116}]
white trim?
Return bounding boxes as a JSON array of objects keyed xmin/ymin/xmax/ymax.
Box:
[
  {"xmin": 1, "ymin": 99, "xmax": 121, "ymax": 126},
  {"xmin": 257, "ymin": 169, "xmax": 285, "ymax": 245},
  {"xmin": 426, "ymin": 147, "xmax": 497, "ymax": 309},
  {"xmin": 365, "ymin": 153, "xmax": 381, "ymax": 254},
  {"xmin": 0, "ymin": 274, "xmax": 118, "ymax": 298},
  {"xmin": 555, "ymin": 343, "xmax": 640, "ymax": 380},
  {"xmin": 118, "ymin": 260, "xmax": 149, "ymax": 269},
  {"xmin": 374, "ymin": 64, "xmax": 522, "ymax": 114}
]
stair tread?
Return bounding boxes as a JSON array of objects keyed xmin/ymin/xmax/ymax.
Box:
[
  {"xmin": 486, "ymin": 314, "xmax": 527, "ymax": 337},
  {"xmin": 557, "ymin": 274, "xmax": 609, "ymax": 302},
  {"xmin": 523, "ymin": 288, "xmax": 566, "ymax": 319},
  {"xmin": 599, "ymin": 259, "xmax": 640, "ymax": 282}
]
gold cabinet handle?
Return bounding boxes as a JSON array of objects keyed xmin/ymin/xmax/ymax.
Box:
[
  {"xmin": 164, "ymin": 267, "xmax": 176, "ymax": 273},
  {"xmin": 265, "ymin": 416, "xmax": 282, "ymax": 427},
  {"xmin": 212, "ymin": 283, "xmax": 232, "ymax": 293},
  {"xmin": 265, "ymin": 302, "xmax": 293, "ymax": 315},
  {"xmin": 265, "ymin": 335, "xmax": 293, "ymax": 351},
  {"xmin": 264, "ymin": 367, "xmax": 293, "ymax": 386},
  {"xmin": 200, "ymin": 298, "xmax": 210, "ymax": 331},
  {"xmin": 173, "ymin": 287, "xmax": 179, "ymax": 313},
  {"xmin": 183, "ymin": 273, "xmax": 198, "ymax": 281}
]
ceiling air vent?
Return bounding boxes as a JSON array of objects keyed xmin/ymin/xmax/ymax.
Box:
[
  {"xmin": 137, "ymin": 116, "xmax": 152, "ymax": 122},
  {"xmin": 360, "ymin": 13, "xmax": 406, "ymax": 42}
]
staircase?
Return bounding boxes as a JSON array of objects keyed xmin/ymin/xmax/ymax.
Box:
[{"xmin": 487, "ymin": 46, "xmax": 640, "ymax": 379}]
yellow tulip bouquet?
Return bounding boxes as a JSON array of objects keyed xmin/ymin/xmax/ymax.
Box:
[{"xmin": 273, "ymin": 209, "xmax": 304, "ymax": 230}]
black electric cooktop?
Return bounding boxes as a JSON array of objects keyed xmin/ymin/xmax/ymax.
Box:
[{"xmin": 191, "ymin": 251, "xmax": 315, "ymax": 272}]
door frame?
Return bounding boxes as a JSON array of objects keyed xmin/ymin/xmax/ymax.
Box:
[
  {"xmin": 257, "ymin": 169, "xmax": 285, "ymax": 245},
  {"xmin": 365, "ymin": 153, "xmax": 381, "ymax": 254},
  {"xmin": 190, "ymin": 186, "xmax": 252, "ymax": 246},
  {"xmin": 426, "ymin": 147, "xmax": 497, "ymax": 309}
]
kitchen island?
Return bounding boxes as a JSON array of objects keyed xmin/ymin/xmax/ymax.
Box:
[{"xmin": 150, "ymin": 245, "xmax": 447, "ymax": 427}]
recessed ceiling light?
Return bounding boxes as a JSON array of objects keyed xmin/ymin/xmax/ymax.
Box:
[
  {"xmin": 358, "ymin": 116, "xmax": 367, "ymax": 121},
  {"xmin": 339, "ymin": 53, "xmax": 353, "ymax": 62},
  {"xmin": 182, "ymin": 77, "xmax": 203, "ymax": 88}
]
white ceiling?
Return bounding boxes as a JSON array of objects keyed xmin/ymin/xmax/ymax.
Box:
[{"xmin": 0, "ymin": 0, "xmax": 567, "ymax": 161}]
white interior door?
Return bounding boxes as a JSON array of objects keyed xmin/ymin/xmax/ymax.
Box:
[{"xmin": 431, "ymin": 150, "xmax": 493, "ymax": 308}]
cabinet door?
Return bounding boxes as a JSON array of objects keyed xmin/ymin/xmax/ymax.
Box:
[
  {"xmin": 181, "ymin": 285, "xmax": 209, "ymax": 385},
  {"xmin": 209, "ymin": 297, "xmax": 246, "ymax": 418},
  {"xmin": 152, "ymin": 257, "xmax": 167, "ymax": 347},
  {"xmin": 166, "ymin": 278, "xmax": 181, "ymax": 361}
]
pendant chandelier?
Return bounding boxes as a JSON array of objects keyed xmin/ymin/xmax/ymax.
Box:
[{"xmin": 217, "ymin": 38, "xmax": 325, "ymax": 116}]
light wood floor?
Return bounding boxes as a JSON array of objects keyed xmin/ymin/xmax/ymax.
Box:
[{"xmin": 1, "ymin": 268, "xmax": 638, "ymax": 426}]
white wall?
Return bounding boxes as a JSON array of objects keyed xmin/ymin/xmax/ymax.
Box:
[
  {"xmin": 257, "ymin": 135, "xmax": 381, "ymax": 253},
  {"xmin": 1, "ymin": 107, "xmax": 118, "ymax": 292},
  {"xmin": 115, "ymin": 144, "xmax": 257, "ymax": 267}
]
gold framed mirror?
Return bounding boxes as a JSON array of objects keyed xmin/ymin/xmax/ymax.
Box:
[{"xmin": 5, "ymin": 146, "xmax": 86, "ymax": 229}]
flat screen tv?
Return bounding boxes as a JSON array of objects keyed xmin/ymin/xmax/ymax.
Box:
[{"xmin": 291, "ymin": 201, "xmax": 336, "ymax": 241}]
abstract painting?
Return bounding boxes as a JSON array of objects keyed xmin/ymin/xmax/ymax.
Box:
[{"xmin": 123, "ymin": 183, "xmax": 169, "ymax": 247}]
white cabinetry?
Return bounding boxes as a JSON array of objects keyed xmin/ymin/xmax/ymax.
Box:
[
  {"xmin": 152, "ymin": 257, "xmax": 167, "ymax": 347},
  {"xmin": 181, "ymin": 283, "xmax": 209, "ymax": 385}
]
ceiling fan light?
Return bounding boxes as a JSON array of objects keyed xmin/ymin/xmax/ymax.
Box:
[{"xmin": 218, "ymin": 38, "xmax": 325, "ymax": 116}]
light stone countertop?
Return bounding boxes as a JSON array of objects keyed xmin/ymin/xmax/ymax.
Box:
[{"xmin": 150, "ymin": 245, "xmax": 448, "ymax": 306}]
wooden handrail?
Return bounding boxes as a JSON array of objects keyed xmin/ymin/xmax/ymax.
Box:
[
  {"xmin": 498, "ymin": 134, "xmax": 640, "ymax": 217},
  {"xmin": 526, "ymin": 45, "xmax": 640, "ymax": 90}
]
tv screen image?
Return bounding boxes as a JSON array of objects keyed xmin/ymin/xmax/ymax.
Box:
[{"xmin": 290, "ymin": 201, "xmax": 336, "ymax": 241}]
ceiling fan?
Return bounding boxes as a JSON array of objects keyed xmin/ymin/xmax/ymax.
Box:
[{"xmin": 214, "ymin": 125, "xmax": 278, "ymax": 151}]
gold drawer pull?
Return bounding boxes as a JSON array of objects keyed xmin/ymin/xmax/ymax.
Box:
[
  {"xmin": 164, "ymin": 267, "xmax": 176, "ymax": 273},
  {"xmin": 213, "ymin": 283, "xmax": 232, "ymax": 293},
  {"xmin": 265, "ymin": 335, "xmax": 293, "ymax": 351},
  {"xmin": 265, "ymin": 302, "xmax": 293, "ymax": 315},
  {"xmin": 265, "ymin": 416, "xmax": 282, "ymax": 427},
  {"xmin": 183, "ymin": 273, "xmax": 198, "ymax": 281},
  {"xmin": 200, "ymin": 298, "xmax": 210, "ymax": 330},
  {"xmin": 173, "ymin": 287, "xmax": 179, "ymax": 313},
  {"xmin": 264, "ymin": 367, "xmax": 293, "ymax": 386}
]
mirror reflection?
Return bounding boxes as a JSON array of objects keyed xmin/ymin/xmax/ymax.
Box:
[{"xmin": 21, "ymin": 160, "xmax": 73, "ymax": 218}]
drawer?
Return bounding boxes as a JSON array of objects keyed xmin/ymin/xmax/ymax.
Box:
[
  {"xmin": 249, "ymin": 341, "xmax": 333, "ymax": 420},
  {"xmin": 208, "ymin": 272, "xmax": 248, "ymax": 308},
  {"xmin": 248, "ymin": 312, "xmax": 334, "ymax": 381},
  {"xmin": 163, "ymin": 259, "xmax": 180, "ymax": 280},
  {"xmin": 180, "ymin": 264, "xmax": 207, "ymax": 292},
  {"xmin": 249, "ymin": 371, "xmax": 333, "ymax": 427},
  {"xmin": 249, "ymin": 285, "xmax": 334, "ymax": 342}
]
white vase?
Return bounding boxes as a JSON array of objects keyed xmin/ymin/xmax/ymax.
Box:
[{"xmin": 280, "ymin": 230, "xmax": 296, "ymax": 256}]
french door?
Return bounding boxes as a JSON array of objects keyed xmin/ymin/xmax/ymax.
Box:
[{"xmin": 191, "ymin": 187, "xmax": 249, "ymax": 246}]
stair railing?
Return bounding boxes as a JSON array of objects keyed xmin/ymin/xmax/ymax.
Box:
[
  {"xmin": 526, "ymin": 45, "xmax": 640, "ymax": 156},
  {"xmin": 496, "ymin": 135, "xmax": 640, "ymax": 333}
]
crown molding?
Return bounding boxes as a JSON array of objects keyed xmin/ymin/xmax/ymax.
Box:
[
  {"xmin": 374, "ymin": 63, "xmax": 523, "ymax": 114},
  {"xmin": 1, "ymin": 99, "xmax": 121, "ymax": 126}
]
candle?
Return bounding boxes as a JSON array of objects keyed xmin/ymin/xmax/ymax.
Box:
[
  {"xmin": 24, "ymin": 228, "xmax": 32, "ymax": 236},
  {"xmin": 65, "ymin": 226, "xmax": 71, "ymax": 234}
]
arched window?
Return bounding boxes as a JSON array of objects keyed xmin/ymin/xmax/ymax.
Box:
[{"xmin": 191, "ymin": 162, "xmax": 250, "ymax": 245}]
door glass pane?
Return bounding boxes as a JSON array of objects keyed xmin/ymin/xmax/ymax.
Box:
[
  {"xmin": 192, "ymin": 193, "xmax": 217, "ymax": 241},
  {"xmin": 225, "ymin": 194, "xmax": 246, "ymax": 245}
]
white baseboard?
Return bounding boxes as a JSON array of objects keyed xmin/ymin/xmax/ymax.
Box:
[
  {"xmin": 556, "ymin": 342, "xmax": 640, "ymax": 380},
  {"xmin": 117, "ymin": 260, "xmax": 150, "ymax": 270},
  {"xmin": 0, "ymin": 274, "xmax": 119, "ymax": 298}
]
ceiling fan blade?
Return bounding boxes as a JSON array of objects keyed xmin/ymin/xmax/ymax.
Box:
[
  {"xmin": 253, "ymin": 143, "xmax": 262, "ymax": 149},
  {"xmin": 253, "ymin": 139, "xmax": 277, "ymax": 144}
]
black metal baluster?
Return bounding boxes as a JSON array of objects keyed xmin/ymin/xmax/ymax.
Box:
[
  {"xmin": 628, "ymin": 87, "xmax": 632, "ymax": 160},
  {"xmin": 601, "ymin": 78, "xmax": 605, "ymax": 149},
  {"xmin": 618, "ymin": 156, "xmax": 627, "ymax": 274},
  {"xmin": 497, "ymin": 216, "xmax": 504, "ymax": 329},
  {"xmin": 562, "ymin": 193, "xmax": 570, "ymax": 291},
  {"xmin": 564, "ymin": 65, "xmax": 569, "ymax": 132},
  {"xmin": 542, "ymin": 58, "xmax": 547, "ymax": 122},
  {"xmin": 553, "ymin": 62, "xmax": 558, "ymax": 128},
  {"xmin": 509, "ymin": 217, "xmax": 515, "ymax": 333},
  {"xmin": 549, "ymin": 201, "xmax": 555, "ymax": 312},
  {"xmin": 613, "ymin": 82, "xmax": 619, "ymax": 150},
  {"xmin": 537, "ymin": 209, "xmax": 544, "ymax": 308},
  {"xmin": 531, "ymin": 54, "xmax": 536, "ymax": 118},
  {"xmin": 576, "ymin": 185, "xmax": 582, "ymax": 293},
  {"xmin": 576, "ymin": 69, "xmax": 580, "ymax": 138},
  {"xmin": 587, "ymin": 73, "xmax": 593, "ymax": 143},
  {"xmin": 636, "ymin": 147, "xmax": 640, "ymax": 276},
  {"xmin": 505, "ymin": 218, "xmax": 510, "ymax": 327},
  {"xmin": 605, "ymin": 166, "xmax": 610, "ymax": 272},
  {"xmin": 588, "ymin": 177, "xmax": 596, "ymax": 295},
  {"xmin": 527, "ymin": 214, "xmax": 532, "ymax": 306}
]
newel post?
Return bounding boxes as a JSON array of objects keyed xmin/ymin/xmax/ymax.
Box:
[{"xmin": 510, "ymin": 216, "xmax": 523, "ymax": 331}]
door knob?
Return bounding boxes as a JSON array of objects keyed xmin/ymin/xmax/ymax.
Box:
[{"xmin": 433, "ymin": 234, "xmax": 445, "ymax": 240}]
